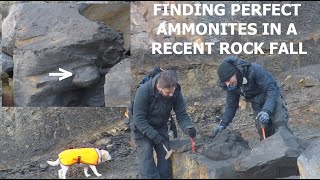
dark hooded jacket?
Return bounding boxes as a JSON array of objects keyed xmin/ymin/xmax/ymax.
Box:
[
  {"xmin": 133, "ymin": 73, "xmax": 194, "ymax": 140},
  {"xmin": 219, "ymin": 56, "xmax": 280, "ymax": 127}
]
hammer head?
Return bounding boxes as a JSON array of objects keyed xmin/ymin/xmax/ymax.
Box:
[{"xmin": 165, "ymin": 149, "xmax": 174, "ymax": 160}]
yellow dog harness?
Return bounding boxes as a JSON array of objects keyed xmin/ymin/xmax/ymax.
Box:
[{"xmin": 58, "ymin": 148, "xmax": 100, "ymax": 166}]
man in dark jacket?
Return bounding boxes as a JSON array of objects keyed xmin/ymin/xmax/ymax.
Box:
[
  {"xmin": 213, "ymin": 56, "xmax": 290, "ymax": 140},
  {"xmin": 132, "ymin": 70, "xmax": 196, "ymax": 179}
]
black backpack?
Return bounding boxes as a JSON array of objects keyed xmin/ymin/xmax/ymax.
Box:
[{"xmin": 128, "ymin": 67, "xmax": 178, "ymax": 138}]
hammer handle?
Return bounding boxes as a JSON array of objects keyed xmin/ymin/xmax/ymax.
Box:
[
  {"xmin": 162, "ymin": 144, "xmax": 169, "ymax": 152},
  {"xmin": 191, "ymin": 138, "xmax": 195, "ymax": 153},
  {"xmin": 262, "ymin": 127, "xmax": 266, "ymax": 140}
]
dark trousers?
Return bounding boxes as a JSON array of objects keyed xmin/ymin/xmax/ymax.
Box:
[
  {"xmin": 254, "ymin": 95, "xmax": 291, "ymax": 140},
  {"xmin": 134, "ymin": 128, "xmax": 171, "ymax": 179}
]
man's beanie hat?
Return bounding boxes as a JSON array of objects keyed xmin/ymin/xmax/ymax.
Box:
[{"xmin": 217, "ymin": 61, "xmax": 237, "ymax": 82}]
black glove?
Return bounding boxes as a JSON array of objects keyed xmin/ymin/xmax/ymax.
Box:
[
  {"xmin": 185, "ymin": 127, "xmax": 197, "ymax": 138},
  {"xmin": 152, "ymin": 134, "xmax": 165, "ymax": 145}
]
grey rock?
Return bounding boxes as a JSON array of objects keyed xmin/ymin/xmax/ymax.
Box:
[
  {"xmin": 81, "ymin": 3, "xmax": 130, "ymax": 51},
  {"xmin": 72, "ymin": 66, "xmax": 99, "ymax": 88},
  {"xmin": 82, "ymin": 76, "xmax": 106, "ymax": 107},
  {"xmin": 2, "ymin": 3, "xmax": 22, "ymax": 56},
  {"xmin": 234, "ymin": 127, "xmax": 305, "ymax": 179},
  {"xmin": 200, "ymin": 129, "xmax": 250, "ymax": 161},
  {"xmin": 297, "ymin": 139, "xmax": 320, "ymax": 179},
  {"xmin": 104, "ymin": 58, "xmax": 132, "ymax": 107},
  {"xmin": 39, "ymin": 163, "xmax": 48, "ymax": 172},
  {"xmin": 171, "ymin": 139, "xmax": 241, "ymax": 179}
]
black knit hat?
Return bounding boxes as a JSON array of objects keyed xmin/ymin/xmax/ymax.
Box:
[{"xmin": 217, "ymin": 62, "xmax": 237, "ymax": 82}]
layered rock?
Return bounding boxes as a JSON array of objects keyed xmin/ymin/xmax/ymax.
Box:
[
  {"xmin": 81, "ymin": 3, "xmax": 130, "ymax": 51},
  {"xmin": 2, "ymin": 3, "xmax": 126, "ymax": 106},
  {"xmin": 297, "ymin": 139, "xmax": 320, "ymax": 179},
  {"xmin": 234, "ymin": 127, "xmax": 305, "ymax": 178}
]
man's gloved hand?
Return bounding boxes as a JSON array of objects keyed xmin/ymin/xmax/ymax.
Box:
[
  {"xmin": 256, "ymin": 111, "xmax": 270, "ymax": 124},
  {"xmin": 185, "ymin": 127, "xmax": 197, "ymax": 138},
  {"xmin": 153, "ymin": 134, "xmax": 165, "ymax": 145},
  {"xmin": 212, "ymin": 125, "xmax": 225, "ymax": 138}
]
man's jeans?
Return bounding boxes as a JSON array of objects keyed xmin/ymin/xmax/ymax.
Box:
[{"xmin": 134, "ymin": 128, "xmax": 171, "ymax": 179}]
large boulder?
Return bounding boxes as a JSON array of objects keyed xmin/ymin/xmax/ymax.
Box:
[
  {"xmin": 297, "ymin": 139, "xmax": 320, "ymax": 179},
  {"xmin": 2, "ymin": 3, "xmax": 125, "ymax": 107},
  {"xmin": 234, "ymin": 127, "xmax": 306, "ymax": 178},
  {"xmin": 104, "ymin": 58, "xmax": 132, "ymax": 107},
  {"xmin": 171, "ymin": 130, "xmax": 250, "ymax": 179}
]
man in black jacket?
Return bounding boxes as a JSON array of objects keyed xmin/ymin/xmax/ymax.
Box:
[
  {"xmin": 213, "ymin": 56, "xmax": 290, "ymax": 140},
  {"xmin": 132, "ymin": 70, "xmax": 196, "ymax": 179}
]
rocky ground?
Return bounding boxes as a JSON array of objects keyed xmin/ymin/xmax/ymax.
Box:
[{"xmin": 0, "ymin": 129, "xmax": 139, "ymax": 179}]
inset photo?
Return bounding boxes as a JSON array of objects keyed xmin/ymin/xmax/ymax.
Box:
[{"xmin": 1, "ymin": 2, "xmax": 131, "ymax": 107}]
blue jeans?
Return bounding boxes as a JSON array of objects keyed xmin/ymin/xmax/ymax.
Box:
[{"xmin": 134, "ymin": 128, "xmax": 171, "ymax": 179}]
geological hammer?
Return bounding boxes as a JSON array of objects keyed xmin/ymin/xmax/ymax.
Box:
[{"xmin": 162, "ymin": 144, "xmax": 174, "ymax": 160}]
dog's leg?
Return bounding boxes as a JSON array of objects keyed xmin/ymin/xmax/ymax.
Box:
[
  {"xmin": 83, "ymin": 166, "xmax": 91, "ymax": 177},
  {"xmin": 60, "ymin": 164, "xmax": 69, "ymax": 179},
  {"xmin": 58, "ymin": 169, "xmax": 63, "ymax": 179},
  {"xmin": 88, "ymin": 165, "xmax": 102, "ymax": 177}
]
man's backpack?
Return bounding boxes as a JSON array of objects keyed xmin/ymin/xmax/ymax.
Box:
[{"xmin": 128, "ymin": 67, "xmax": 178, "ymax": 138}]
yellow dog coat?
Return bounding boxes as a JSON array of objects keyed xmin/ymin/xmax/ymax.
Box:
[{"xmin": 58, "ymin": 148, "xmax": 99, "ymax": 166}]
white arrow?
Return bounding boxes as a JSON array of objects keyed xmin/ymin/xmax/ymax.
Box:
[{"xmin": 49, "ymin": 68, "xmax": 73, "ymax": 81}]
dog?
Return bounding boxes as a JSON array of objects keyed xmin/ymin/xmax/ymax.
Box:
[{"xmin": 47, "ymin": 148, "xmax": 112, "ymax": 179}]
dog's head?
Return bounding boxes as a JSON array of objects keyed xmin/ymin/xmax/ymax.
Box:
[{"xmin": 100, "ymin": 150, "xmax": 112, "ymax": 163}]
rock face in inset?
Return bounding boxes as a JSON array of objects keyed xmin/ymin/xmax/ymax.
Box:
[
  {"xmin": 234, "ymin": 127, "xmax": 306, "ymax": 179},
  {"xmin": 81, "ymin": 3, "xmax": 130, "ymax": 51},
  {"xmin": 297, "ymin": 139, "xmax": 320, "ymax": 179},
  {"xmin": 104, "ymin": 58, "xmax": 132, "ymax": 107},
  {"xmin": 2, "ymin": 3, "xmax": 126, "ymax": 106}
]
